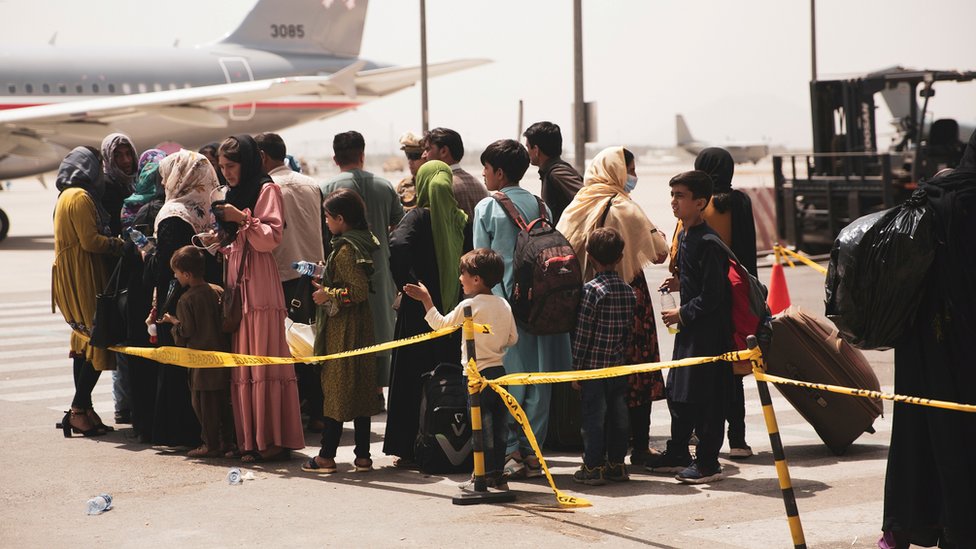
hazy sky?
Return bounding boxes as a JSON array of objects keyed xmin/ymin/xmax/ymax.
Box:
[{"xmin": 2, "ymin": 0, "xmax": 974, "ymax": 157}]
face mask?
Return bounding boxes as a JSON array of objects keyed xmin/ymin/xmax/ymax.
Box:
[{"xmin": 625, "ymin": 174, "xmax": 638, "ymax": 193}]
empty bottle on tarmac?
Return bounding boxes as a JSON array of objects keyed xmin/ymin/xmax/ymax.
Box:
[
  {"xmin": 128, "ymin": 228, "xmax": 156, "ymax": 256},
  {"xmin": 660, "ymin": 290, "xmax": 680, "ymax": 335},
  {"xmin": 293, "ymin": 260, "xmax": 326, "ymax": 279},
  {"xmin": 86, "ymin": 494, "xmax": 113, "ymax": 515}
]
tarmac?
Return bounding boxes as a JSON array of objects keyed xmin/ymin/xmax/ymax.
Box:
[{"xmin": 0, "ymin": 169, "xmax": 896, "ymax": 548}]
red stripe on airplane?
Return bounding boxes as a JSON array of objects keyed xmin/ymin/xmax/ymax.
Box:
[{"xmin": 0, "ymin": 101, "xmax": 361, "ymax": 111}]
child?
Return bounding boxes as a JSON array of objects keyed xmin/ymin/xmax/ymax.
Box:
[
  {"xmin": 647, "ymin": 170, "xmax": 733, "ymax": 484},
  {"xmin": 472, "ymin": 139, "xmax": 572, "ymax": 479},
  {"xmin": 159, "ymin": 245, "xmax": 234, "ymax": 458},
  {"xmin": 570, "ymin": 227, "xmax": 637, "ymax": 485},
  {"xmin": 301, "ymin": 188, "xmax": 381, "ymax": 474},
  {"xmin": 403, "ymin": 248, "xmax": 518, "ymax": 489}
]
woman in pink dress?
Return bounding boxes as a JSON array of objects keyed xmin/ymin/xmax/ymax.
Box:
[{"xmin": 213, "ymin": 134, "xmax": 304, "ymax": 462}]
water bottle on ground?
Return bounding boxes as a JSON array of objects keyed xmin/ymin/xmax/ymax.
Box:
[
  {"xmin": 660, "ymin": 290, "xmax": 680, "ymax": 335},
  {"xmin": 128, "ymin": 228, "xmax": 156, "ymax": 256},
  {"xmin": 86, "ymin": 493, "xmax": 113, "ymax": 515},
  {"xmin": 227, "ymin": 467, "xmax": 242, "ymax": 485},
  {"xmin": 293, "ymin": 260, "xmax": 326, "ymax": 279}
]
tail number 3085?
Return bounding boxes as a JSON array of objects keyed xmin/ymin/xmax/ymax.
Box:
[{"xmin": 270, "ymin": 24, "xmax": 305, "ymax": 39}]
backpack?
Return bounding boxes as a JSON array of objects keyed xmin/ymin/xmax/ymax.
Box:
[
  {"xmin": 492, "ymin": 192, "xmax": 582, "ymax": 335},
  {"xmin": 703, "ymin": 234, "xmax": 772, "ymax": 373},
  {"xmin": 413, "ymin": 363, "xmax": 473, "ymax": 474}
]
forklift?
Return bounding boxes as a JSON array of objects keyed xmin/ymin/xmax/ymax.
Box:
[{"xmin": 773, "ymin": 66, "xmax": 975, "ymax": 252}]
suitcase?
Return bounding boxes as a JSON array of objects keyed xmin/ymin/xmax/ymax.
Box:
[
  {"xmin": 543, "ymin": 382, "xmax": 584, "ymax": 451},
  {"xmin": 764, "ymin": 306, "xmax": 882, "ymax": 455},
  {"xmin": 414, "ymin": 363, "xmax": 473, "ymax": 474}
]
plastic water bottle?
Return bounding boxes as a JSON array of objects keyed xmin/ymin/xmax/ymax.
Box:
[
  {"xmin": 660, "ymin": 290, "xmax": 680, "ymax": 335},
  {"xmin": 86, "ymin": 493, "xmax": 113, "ymax": 515},
  {"xmin": 227, "ymin": 467, "xmax": 242, "ymax": 485},
  {"xmin": 293, "ymin": 260, "xmax": 326, "ymax": 279},
  {"xmin": 128, "ymin": 228, "xmax": 156, "ymax": 256}
]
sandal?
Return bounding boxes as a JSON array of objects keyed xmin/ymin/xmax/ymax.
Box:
[
  {"xmin": 391, "ymin": 456, "xmax": 418, "ymax": 470},
  {"xmin": 301, "ymin": 457, "xmax": 337, "ymax": 474},
  {"xmin": 187, "ymin": 445, "xmax": 221, "ymax": 458},
  {"xmin": 353, "ymin": 457, "xmax": 373, "ymax": 472},
  {"xmin": 242, "ymin": 447, "xmax": 291, "ymax": 463}
]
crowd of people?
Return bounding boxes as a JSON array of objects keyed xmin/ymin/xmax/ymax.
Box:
[{"xmin": 50, "ymin": 121, "xmax": 764, "ymax": 481}]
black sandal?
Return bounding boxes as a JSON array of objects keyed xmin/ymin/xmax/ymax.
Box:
[{"xmin": 56, "ymin": 410, "xmax": 106, "ymax": 438}]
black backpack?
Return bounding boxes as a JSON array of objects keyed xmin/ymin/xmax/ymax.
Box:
[
  {"xmin": 413, "ymin": 363, "xmax": 473, "ymax": 474},
  {"xmin": 492, "ymin": 192, "xmax": 582, "ymax": 335}
]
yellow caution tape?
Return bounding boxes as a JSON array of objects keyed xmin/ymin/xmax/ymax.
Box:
[
  {"xmin": 774, "ymin": 245, "xmax": 827, "ymax": 275},
  {"xmin": 79, "ymin": 323, "xmax": 492, "ymax": 368},
  {"xmin": 755, "ymin": 371, "xmax": 976, "ymax": 413}
]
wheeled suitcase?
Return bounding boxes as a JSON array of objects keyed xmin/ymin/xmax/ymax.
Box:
[
  {"xmin": 764, "ymin": 306, "xmax": 882, "ymax": 455},
  {"xmin": 543, "ymin": 382, "xmax": 583, "ymax": 451},
  {"xmin": 414, "ymin": 363, "xmax": 473, "ymax": 474}
]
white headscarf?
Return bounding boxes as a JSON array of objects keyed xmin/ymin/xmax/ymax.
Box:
[
  {"xmin": 556, "ymin": 146, "xmax": 669, "ymax": 281},
  {"xmin": 154, "ymin": 150, "xmax": 219, "ymax": 235}
]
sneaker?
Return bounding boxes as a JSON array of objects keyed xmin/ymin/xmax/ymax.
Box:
[
  {"xmin": 502, "ymin": 457, "xmax": 526, "ymax": 479},
  {"xmin": 675, "ymin": 462, "xmax": 724, "ymax": 484},
  {"xmin": 523, "ymin": 458, "xmax": 544, "ymax": 479},
  {"xmin": 729, "ymin": 446, "xmax": 753, "ymax": 459},
  {"xmin": 645, "ymin": 451, "xmax": 692, "ymax": 474},
  {"xmin": 605, "ymin": 462, "xmax": 630, "ymax": 482},
  {"xmin": 573, "ymin": 464, "xmax": 607, "ymax": 486},
  {"xmin": 629, "ymin": 447, "xmax": 662, "ymax": 467},
  {"xmin": 458, "ymin": 476, "xmax": 510, "ymax": 492}
]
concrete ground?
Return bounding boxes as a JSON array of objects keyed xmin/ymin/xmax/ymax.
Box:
[{"xmin": 0, "ymin": 177, "xmax": 897, "ymax": 548}]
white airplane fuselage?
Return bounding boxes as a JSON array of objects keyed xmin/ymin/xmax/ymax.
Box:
[{"xmin": 0, "ymin": 45, "xmax": 371, "ymax": 178}]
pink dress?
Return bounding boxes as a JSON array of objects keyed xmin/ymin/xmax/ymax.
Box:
[{"xmin": 223, "ymin": 183, "xmax": 305, "ymax": 452}]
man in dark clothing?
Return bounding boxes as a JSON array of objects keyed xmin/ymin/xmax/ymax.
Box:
[
  {"xmin": 880, "ymin": 130, "xmax": 976, "ymax": 548},
  {"xmin": 646, "ymin": 170, "xmax": 732, "ymax": 484},
  {"xmin": 523, "ymin": 121, "xmax": 582, "ymax": 224}
]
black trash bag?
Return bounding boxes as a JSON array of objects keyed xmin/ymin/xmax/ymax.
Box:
[{"xmin": 825, "ymin": 189, "xmax": 934, "ymax": 350}]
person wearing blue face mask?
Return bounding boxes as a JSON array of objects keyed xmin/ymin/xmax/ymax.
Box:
[{"xmin": 557, "ymin": 146, "xmax": 671, "ymax": 467}]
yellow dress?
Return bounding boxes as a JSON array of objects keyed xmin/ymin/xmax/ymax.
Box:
[{"xmin": 52, "ymin": 188, "xmax": 123, "ymax": 371}]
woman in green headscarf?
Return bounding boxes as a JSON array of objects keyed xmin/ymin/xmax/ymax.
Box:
[{"xmin": 384, "ymin": 160, "xmax": 468, "ymax": 467}]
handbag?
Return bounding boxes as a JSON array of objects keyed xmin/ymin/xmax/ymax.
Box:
[
  {"xmin": 90, "ymin": 256, "xmax": 128, "ymax": 348},
  {"xmin": 221, "ymin": 246, "xmax": 248, "ymax": 333}
]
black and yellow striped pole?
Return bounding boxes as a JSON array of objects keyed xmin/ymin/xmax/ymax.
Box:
[
  {"xmin": 453, "ymin": 305, "xmax": 515, "ymax": 505},
  {"xmin": 749, "ymin": 335, "xmax": 806, "ymax": 548}
]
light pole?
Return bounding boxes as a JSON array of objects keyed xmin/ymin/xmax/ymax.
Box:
[
  {"xmin": 573, "ymin": 0, "xmax": 585, "ymax": 173},
  {"xmin": 420, "ymin": 0, "xmax": 429, "ymax": 133}
]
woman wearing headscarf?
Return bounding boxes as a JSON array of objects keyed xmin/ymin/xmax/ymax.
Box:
[
  {"xmin": 120, "ymin": 148, "xmax": 167, "ymax": 230},
  {"xmin": 52, "ymin": 146, "xmax": 125, "ymax": 437},
  {"xmin": 667, "ymin": 147, "xmax": 758, "ymax": 459},
  {"xmin": 146, "ymin": 150, "xmax": 222, "ymax": 447},
  {"xmin": 100, "ymin": 133, "xmax": 138, "ymax": 238},
  {"xmin": 384, "ymin": 160, "xmax": 466, "ymax": 468},
  {"xmin": 212, "ymin": 134, "xmax": 304, "ymax": 462},
  {"xmin": 880, "ymin": 131, "xmax": 976, "ymax": 548},
  {"xmin": 556, "ymin": 146, "xmax": 670, "ymax": 466}
]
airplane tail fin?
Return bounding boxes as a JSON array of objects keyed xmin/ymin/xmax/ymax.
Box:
[
  {"xmin": 676, "ymin": 114, "xmax": 694, "ymax": 146},
  {"xmin": 218, "ymin": 0, "xmax": 369, "ymax": 58}
]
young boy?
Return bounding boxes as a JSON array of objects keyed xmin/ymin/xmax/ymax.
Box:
[
  {"xmin": 571, "ymin": 227, "xmax": 637, "ymax": 486},
  {"xmin": 403, "ymin": 248, "xmax": 518, "ymax": 489},
  {"xmin": 471, "ymin": 139, "xmax": 573, "ymax": 478},
  {"xmin": 159, "ymin": 245, "xmax": 234, "ymax": 458},
  {"xmin": 647, "ymin": 170, "xmax": 733, "ymax": 484}
]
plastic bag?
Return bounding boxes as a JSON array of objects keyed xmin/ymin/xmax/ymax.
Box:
[
  {"xmin": 284, "ymin": 317, "xmax": 315, "ymax": 359},
  {"xmin": 825, "ymin": 190, "xmax": 934, "ymax": 350}
]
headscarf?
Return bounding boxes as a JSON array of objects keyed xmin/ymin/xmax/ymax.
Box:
[
  {"xmin": 121, "ymin": 161, "xmax": 162, "ymax": 230},
  {"xmin": 415, "ymin": 160, "xmax": 467, "ymax": 311},
  {"xmin": 695, "ymin": 147, "xmax": 735, "ymax": 211},
  {"xmin": 223, "ymin": 134, "xmax": 271, "ymax": 213},
  {"xmin": 154, "ymin": 150, "xmax": 219, "ymax": 235},
  {"xmin": 100, "ymin": 133, "xmax": 138, "ymax": 190},
  {"xmin": 138, "ymin": 148, "xmax": 167, "ymax": 174},
  {"xmin": 556, "ymin": 146, "xmax": 669, "ymax": 281},
  {"xmin": 55, "ymin": 147, "xmax": 112, "ymax": 236}
]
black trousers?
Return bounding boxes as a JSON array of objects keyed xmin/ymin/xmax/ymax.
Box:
[
  {"xmin": 628, "ymin": 401, "xmax": 651, "ymax": 452},
  {"xmin": 726, "ymin": 374, "xmax": 747, "ymax": 447},
  {"xmin": 71, "ymin": 356, "xmax": 102, "ymax": 410},
  {"xmin": 666, "ymin": 398, "xmax": 727, "ymax": 471},
  {"xmin": 319, "ymin": 416, "xmax": 371, "ymax": 459}
]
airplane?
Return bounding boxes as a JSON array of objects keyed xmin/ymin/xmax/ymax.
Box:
[
  {"xmin": 0, "ymin": 0, "xmax": 488, "ymax": 180},
  {"xmin": 675, "ymin": 114, "xmax": 770, "ymax": 164}
]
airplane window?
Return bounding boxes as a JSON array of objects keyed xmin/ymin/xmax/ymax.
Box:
[
  {"xmin": 92, "ymin": 83, "xmax": 99, "ymax": 93},
  {"xmin": 169, "ymin": 83, "xmax": 177, "ymax": 90},
  {"xmin": 138, "ymin": 83, "xmax": 147, "ymax": 93},
  {"xmin": 42, "ymin": 83, "xmax": 50, "ymax": 93},
  {"xmin": 75, "ymin": 84, "xmax": 83, "ymax": 94},
  {"xmin": 25, "ymin": 84, "xmax": 33, "ymax": 94},
  {"xmin": 108, "ymin": 83, "xmax": 116, "ymax": 93},
  {"xmin": 122, "ymin": 83, "xmax": 131, "ymax": 94},
  {"xmin": 153, "ymin": 83, "xmax": 162, "ymax": 92},
  {"xmin": 7, "ymin": 85, "xmax": 14, "ymax": 94},
  {"xmin": 58, "ymin": 83, "xmax": 66, "ymax": 94},
  {"xmin": 184, "ymin": 82, "xmax": 191, "ymax": 89}
]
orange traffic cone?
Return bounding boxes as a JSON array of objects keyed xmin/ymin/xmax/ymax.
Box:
[{"xmin": 767, "ymin": 262, "xmax": 791, "ymax": 315}]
